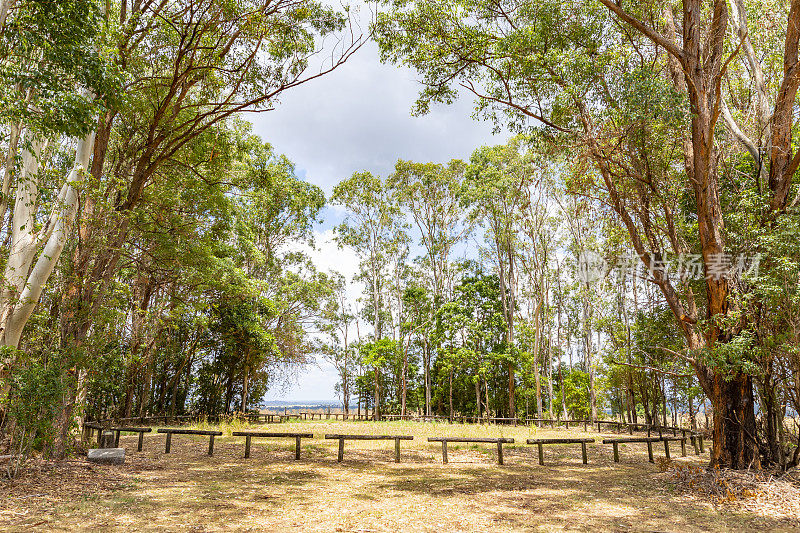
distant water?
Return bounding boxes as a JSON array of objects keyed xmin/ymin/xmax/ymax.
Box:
[{"xmin": 261, "ymin": 400, "xmax": 339, "ymax": 407}]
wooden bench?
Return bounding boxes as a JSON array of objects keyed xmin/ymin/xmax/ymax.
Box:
[
  {"xmin": 83, "ymin": 422, "xmax": 105, "ymax": 444},
  {"xmin": 427, "ymin": 437, "xmax": 515, "ymax": 465},
  {"xmin": 231, "ymin": 431, "xmax": 314, "ymax": 459},
  {"xmin": 111, "ymin": 427, "xmax": 152, "ymax": 452},
  {"xmin": 690, "ymin": 434, "xmax": 705, "ymax": 454},
  {"xmin": 526, "ymin": 438, "xmax": 595, "ymax": 465},
  {"xmin": 661, "ymin": 436, "xmax": 688, "ymax": 459},
  {"xmin": 602, "ymin": 437, "xmax": 662, "ymax": 463},
  {"xmin": 324, "ymin": 434, "xmax": 414, "ymax": 463},
  {"xmin": 156, "ymin": 428, "xmax": 223, "ymax": 456}
]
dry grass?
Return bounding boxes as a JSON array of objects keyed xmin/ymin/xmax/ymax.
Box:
[{"xmin": 1, "ymin": 420, "xmax": 797, "ymax": 532}]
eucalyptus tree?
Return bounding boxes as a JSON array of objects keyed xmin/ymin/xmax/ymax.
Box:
[
  {"xmin": 359, "ymin": 338, "xmax": 401, "ymax": 420},
  {"xmin": 516, "ymin": 156, "xmax": 560, "ymax": 421},
  {"xmin": 316, "ymin": 273, "xmax": 357, "ymax": 414},
  {"xmin": 388, "ymin": 159, "xmax": 468, "ymax": 414},
  {"xmin": 464, "ymin": 137, "xmax": 537, "ymax": 416},
  {"xmin": 399, "ymin": 282, "xmax": 430, "ymax": 416},
  {"xmin": 373, "ymin": 0, "xmax": 800, "ymax": 468},
  {"xmin": 234, "ymin": 136, "xmax": 326, "ymax": 278},
  {"xmin": 37, "ymin": 0, "xmax": 362, "ymax": 456},
  {"xmin": 64, "ymin": 0, "xmax": 363, "ymax": 351},
  {"xmin": 451, "ymin": 270, "xmax": 508, "ymax": 418},
  {"xmin": 332, "ymin": 172, "xmax": 405, "ymax": 342},
  {"xmin": 0, "ymin": 0, "xmax": 113, "ymax": 355}
]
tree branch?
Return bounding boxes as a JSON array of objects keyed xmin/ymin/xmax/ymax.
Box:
[{"xmin": 596, "ymin": 0, "xmax": 684, "ymax": 61}]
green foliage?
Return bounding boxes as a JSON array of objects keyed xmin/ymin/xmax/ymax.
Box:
[
  {"xmin": 0, "ymin": 0, "xmax": 117, "ymax": 134},
  {"xmin": 552, "ymin": 368, "xmax": 593, "ymax": 419},
  {"xmin": 3, "ymin": 348, "xmax": 67, "ymax": 455}
]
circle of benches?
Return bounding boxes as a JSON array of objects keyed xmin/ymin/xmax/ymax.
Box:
[{"xmin": 85, "ymin": 422, "xmax": 705, "ymax": 465}]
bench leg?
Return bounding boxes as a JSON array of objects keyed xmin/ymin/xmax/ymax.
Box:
[
  {"xmin": 497, "ymin": 442, "xmax": 504, "ymax": 465},
  {"xmin": 114, "ymin": 431, "xmax": 120, "ymax": 447},
  {"xmin": 295, "ymin": 436, "xmax": 301, "ymax": 460},
  {"xmin": 441, "ymin": 441, "xmax": 448, "ymax": 464},
  {"xmin": 699, "ymin": 436, "xmax": 704, "ymax": 453},
  {"xmin": 208, "ymin": 435, "xmax": 215, "ymax": 456},
  {"xmin": 691, "ymin": 436, "xmax": 699, "ymax": 455},
  {"xmin": 395, "ymin": 438, "xmax": 401, "ymax": 463},
  {"xmin": 138, "ymin": 432, "xmax": 144, "ymax": 452},
  {"xmin": 581, "ymin": 442, "xmax": 588, "ymax": 464},
  {"xmin": 165, "ymin": 433, "xmax": 172, "ymax": 454},
  {"xmin": 663, "ymin": 440, "xmax": 670, "ymax": 460},
  {"xmin": 647, "ymin": 441, "xmax": 654, "ymax": 463},
  {"xmin": 537, "ymin": 443, "xmax": 544, "ymax": 466},
  {"xmin": 681, "ymin": 439, "xmax": 686, "ymax": 457},
  {"xmin": 612, "ymin": 442, "xmax": 619, "ymax": 463},
  {"xmin": 337, "ymin": 438, "xmax": 344, "ymax": 462},
  {"xmin": 245, "ymin": 436, "xmax": 251, "ymax": 459}
]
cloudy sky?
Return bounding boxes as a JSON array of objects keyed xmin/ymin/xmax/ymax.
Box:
[{"xmin": 250, "ymin": 12, "xmax": 508, "ymax": 403}]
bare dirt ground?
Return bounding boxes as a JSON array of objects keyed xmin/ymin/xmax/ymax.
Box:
[{"xmin": 1, "ymin": 421, "xmax": 797, "ymax": 532}]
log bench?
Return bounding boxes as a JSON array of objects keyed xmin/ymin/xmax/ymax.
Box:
[
  {"xmin": 427, "ymin": 437, "xmax": 515, "ymax": 465},
  {"xmin": 111, "ymin": 427, "xmax": 152, "ymax": 452},
  {"xmin": 660, "ymin": 436, "xmax": 687, "ymax": 459},
  {"xmin": 231, "ymin": 431, "xmax": 314, "ymax": 459},
  {"xmin": 602, "ymin": 437, "xmax": 662, "ymax": 463},
  {"xmin": 324, "ymin": 434, "xmax": 413, "ymax": 463},
  {"xmin": 84, "ymin": 422, "xmax": 110, "ymax": 444},
  {"xmin": 156, "ymin": 428, "xmax": 223, "ymax": 456},
  {"xmin": 690, "ymin": 434, "xmax": 705, "ymax": 454},
  {"xmin": 526, "ymin": 438, "xmax": 595, "ymax": 465}
]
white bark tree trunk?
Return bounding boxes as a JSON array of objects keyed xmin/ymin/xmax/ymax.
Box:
[
  {"xmin": 0, "ymin": 122, "xmax": 21, "ymax": 224},
  {"xmin": 0, "ymin": 130, "xmax": 95, "ymax": 351},
  {"xmin": 0, "ymin": 0, "xmax": 15, "ymax": 38}
]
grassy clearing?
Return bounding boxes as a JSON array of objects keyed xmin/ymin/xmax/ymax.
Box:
[{"xmin": 1, "ymin": 421, "xmax": 796, "ymax": 532}]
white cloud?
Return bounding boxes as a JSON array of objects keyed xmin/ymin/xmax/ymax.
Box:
[{"xmin": 249, "ymin": 32, "xmax": 504, "ymax": 197}]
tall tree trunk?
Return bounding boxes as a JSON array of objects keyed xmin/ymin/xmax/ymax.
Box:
[
  {"xmin": 241, "ymin": 364, "xmax": 250, "ymax": 413},
  {"xmin": 598, "ymin": 0, "xmax": 763, "ymax": 469},
  {"xmin": 374, "ymin": 368, "xmax": 381, "ymax": 421},
  {"xmin": 475, "ymin": 377, "xmax": 481, "ymax": 418},
  {"xmin": 711, "ymin": 373, "xmax": 759, "ymax": 468},
  {"xmin": 495, "ymin": 235, "xmax": 516, "ymax": 417},
  {"xmin": 424, "ymin": 339, "xmax": 431, "ymax": 416},
  {"xmin": 448, "ymin": 367, "xmax": 453, "ymax": 421}
]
